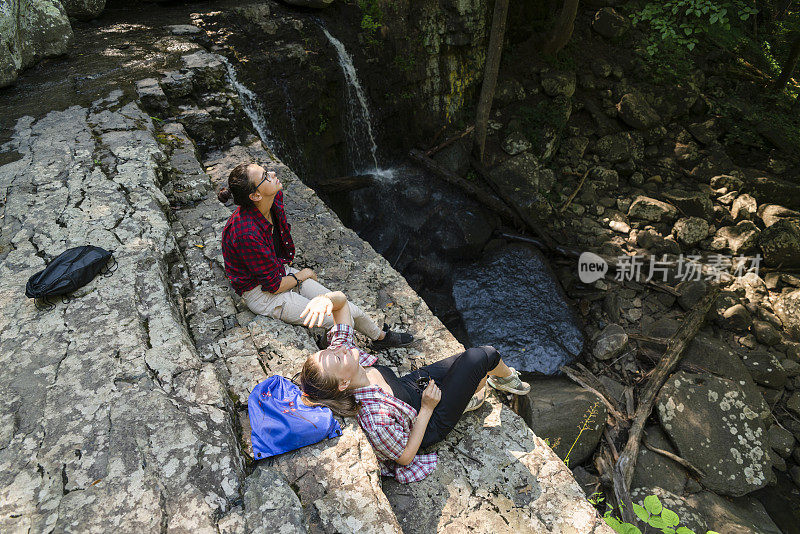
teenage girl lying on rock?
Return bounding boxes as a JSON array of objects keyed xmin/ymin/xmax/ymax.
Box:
[
  {"xmin": 298, "ymin": 290, "xmax": 531, "ymax": 483},
  {"xmin": 218, "ymin": 162, "xmax": 411, "ymax": 349}
]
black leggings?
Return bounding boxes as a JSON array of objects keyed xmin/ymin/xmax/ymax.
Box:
[{"xmin": 394, "ymin": 346, "xmax": 502, "ymax": 448}]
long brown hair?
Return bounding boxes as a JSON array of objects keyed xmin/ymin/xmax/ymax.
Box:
[{"xmin": 299, "ymin": 349, "xmax": 360, "ymax": 417}]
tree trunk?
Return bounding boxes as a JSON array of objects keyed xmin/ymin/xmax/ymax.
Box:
[
  {"xmin": 472, "ymin": 0, "xmax": 509, "ymax": 162},
  {"xmin": 540, "ymin": 0, "xmax": 580, "ymax": 55},
  {"xmin": 773, "ymin": 33, "xmax": 800, "ymax": 92}
]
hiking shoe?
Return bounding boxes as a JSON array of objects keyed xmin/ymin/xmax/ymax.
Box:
[
  {"xmin": 487, "ymin": 367, "xmax": 530, "ymax": 395},
  {"xmin": 371, "ymin": 323, "xmax": 414, "ymax": 350},
  {"xmin": 464, "ymin": 387, "xmax": 487, "ymax": 413}
]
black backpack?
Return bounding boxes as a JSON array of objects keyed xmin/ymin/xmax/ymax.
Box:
[{"xmin": 25, "ymin": 246, "xmax": 116, "ymax": 308}]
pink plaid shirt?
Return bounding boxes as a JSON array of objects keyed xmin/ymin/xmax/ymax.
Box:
[{"xmin": 327, "ymin": 324, "xmax": 438, "ymax": 483}]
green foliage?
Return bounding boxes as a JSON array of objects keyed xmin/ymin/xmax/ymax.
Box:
[
  {"xmin": 357, "ymin": 0, "xmax": 387, "ymax": 46},
  {"xmin": 393, "ymin": 54, "xmax": 416, "ymax": 72},
  {"xmin": 518, "ymin": 98, "xmax": 570, "ymax": 149},
  {"xmin": 631, "ymin": 0, "xmax": 758, "ymax": 56},
  {"xmin": 315, "ymin": 114, "xmax": 328, "ymax": 136},
  {"xmin": 602, "ymin": 494, "xmax": 720, "ymax": 534},
  {"xmin": 564, "ymin": 401, "xmax": 600, "ymax": 468}
]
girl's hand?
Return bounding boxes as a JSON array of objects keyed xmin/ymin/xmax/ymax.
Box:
[
  {"xmin": 300, "ymin": 295, "xmax": 333, "ymax": 327},
  {"xmin": 421, "ymin": 380, "xmax": 441, "ymax": 411}
]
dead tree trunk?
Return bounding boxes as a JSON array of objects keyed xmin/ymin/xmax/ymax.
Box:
[
  {"xmin": 540, "ymin": 0, "xmax": 580, "ymax": 55},
  {"xmin": 472, "ymin": 0, "xmax": 509, "ymax": 162},
  {"xmin": 773, "ymin": 33, "xmax": 800, "ymax": 92},
  {"xmin": 612, "ymin": 286, "xmax": 721, "ymax": 524}
]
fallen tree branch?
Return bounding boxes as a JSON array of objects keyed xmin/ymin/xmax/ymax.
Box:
[
  {"xmin": 612, "ymin": 286, "xmax": 720, "ymax": 524},
  {"xmin": 561, "ymin": 365, "xmax": 627, "ymax": 426},
  {"xmin": 425, "ymin": 125, "xmax": 474, "ymax": 157},
  {"xmin": 559, "ymin": 167, "xmax": 592, "ymax": 214},
  {"xmin": 643, "ymin": 438, "xmax": 706, "ymax": 478}
]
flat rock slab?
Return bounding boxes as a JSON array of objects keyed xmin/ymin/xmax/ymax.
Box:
[
  {"xmin": 452, "ymin": 244, "xmax": 585, "ymax": 374},
  {"xmin": 0, "ymin": 101, "xmax": 245, "ymax": 532}
]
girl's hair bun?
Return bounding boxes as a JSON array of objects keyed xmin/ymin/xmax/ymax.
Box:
[{"xmin": 217, "ymin": 187, "xmax": 231, "ymax": 203}]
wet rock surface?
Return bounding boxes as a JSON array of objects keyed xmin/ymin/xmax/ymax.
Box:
[{"xmin": 452, "ymin": 244, "xmax": 585, "ymax": 375}]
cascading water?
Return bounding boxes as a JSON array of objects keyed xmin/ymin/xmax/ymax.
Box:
[
  {"xmin": 221, "ymin": 56, "xmax": 284, "ymax": 158},
  {"xmin": 320, "ymin": 27, "xmax": 380, "ymax": 174}
]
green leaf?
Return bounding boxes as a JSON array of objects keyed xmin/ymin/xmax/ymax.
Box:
[
  {"xmin": 684, "ymin": 27, "xmax": 692, "ymax": 35},
  {"xmin": 663, "ymin": 528, "xmax": 676, "ymax": 534},
  {"xmin": 648, "ymin": 515, "xmax": 666, "ymax": 529},
  {"xmin": 633, "ymin": 504, "xmax": 650, "ymax": 522},
  {"xmin": 603, "ymin": 515, "xmax": 622, "ymax": 531},
  {"xmin": 662, "ymin": 508, "xmax": 680, "ymax": 527},
  {"xmin": 621, "ymin": 524, "xmax": 642, "ymax": 534},
  {"xmin": 644, "ymin": 495, "xmax": 663, "ymax": 515},
  {"xmin": 687, "ymin": 42, "xmax": 696, "ymax": 50},
  {"xmin": 676, "ymin": 527, "xmax": 695, "ymax": 534}
]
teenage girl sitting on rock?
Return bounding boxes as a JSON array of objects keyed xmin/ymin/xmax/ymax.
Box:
[
  {"xmin": 218, "ymin": 162, "xmax": 412, "ymax": 349},
  {"xmin": 297, "ymin": 290, "xmax": 530, "ymax": 483}
]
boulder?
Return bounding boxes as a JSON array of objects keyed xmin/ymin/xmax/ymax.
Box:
[
  {"xmin": 594, "ymin": 132, "xmax": 636, "ymax": 163},
  {"xmin": 540, "ymin": 71, "xmax": 576, "ymax": 98},
  {"xmin": 0, "ymin": 0, "xmax": 73, "ymax": 87},
  {"xmin": 675, "ymin": 280, "xmax": 707, "ymax": 310},
  {"xmin": 432, "ymin": 138, "xmax": 470, "ymax": 176},
  {"xmin": 590, "ymin": 167, "xmax": 619, "ymax": 190},
  {"xmin": 452, "ymin": 244, "xmax": 585, "ymax": 374},
  {"xmin": 617, "ymin": 93, "xmax": 660, "ymax": 130},
  {"xmin": 758, "ymin": 218, "xmax": 800, "ymax": 267},
  {"xmin": 662, "ymin": 189, "xmax": 714, "ymax": 219},
  {"xmin": 673, "ymin": 216, "xmax": 709, "ymax": 247},
  {"xmin": 502, "ymin": 130, "xmax": 532, "ymax": 155},
  {"xmin": 738, "ymin": 350, "xmax": 787, "ymax": 389},
  {"xmin": 241, "ymin": 466, "xmax": 306, "ymax": 533},
  {"xmin": 592, "ymin": 7, "xmax": 627, "ymax": 39},
  {"xmin": 767, "ymin": 425, "xmax": 796, "ymax": 458},
  {"xmin": 488, "ymin": 151, "xmax": 555, "ymax": 224},
  {"xmin": 657, "ymin": 371, "xmax": 773, "ymax": 496},
  {"xmin": 717, "ymin": 220, "xmax": 761, "ymax": 255},
  {"xmin": 752, "ymin": 319, "xmax": 781, "ymax": 346},
  {"xmin": 59, "ymin": 0, "xmax": 105, "ymax": 20},
  {"xmin": 731, "ymin": 193, "xmax": 757, "ymax": 222},
  {"xmin": 495, "ymin": 77, "xmax": 526, "ymax": 108},
  {"xmin": 775, "ymin": 288, "xmax": 800, "ymax": 341},
  {"xmin": 593, "ymin": 323, "xmax": 628, "ymax": 360},
  {"xmin": 135, "ymin": 78, "xmax": 169, "ymax": 116},
  {"xmin": 630, "ymin": 425, "xmax": 688, "ymax": 495},
  {"xmin": 788, "ymin": 391, "xmax": 800, "ymax": 417},
  {"xmin": 520, "ymin": 377, "xmax": 608, "ymax": 466},
  {"xmin": 758, "ymin": 204, "xmax": 800, "ymax": 228},
  {"xmin": 687, "ymin": 118, "xmax": 722, "ymax": 145},
  {"xmin": 747, "ymin": 175, "xmax": 800, "ymax": 210},
  {"xmin": 628, "ymin": 195, "xmax": 678, "ymax": 223}
]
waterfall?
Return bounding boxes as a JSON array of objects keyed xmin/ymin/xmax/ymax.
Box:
[
  {"xmin": 221, "ymin": 56, "xmax": 284, "ymax": 157},
  {"xmin": 320, "ymin": 27, "xmax": 380, "ymax": 174}
]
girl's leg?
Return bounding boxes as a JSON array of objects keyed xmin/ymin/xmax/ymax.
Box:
[
  {"xmin": 419, "ymin": 346, "xmax": 503, "ymax": 448},
  {"xmin": 289, "ymin": 268, "xmax": 383, "ymax": 339}
]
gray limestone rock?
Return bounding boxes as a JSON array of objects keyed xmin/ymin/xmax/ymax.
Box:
[
  {"xmin": 631, "ymin": 426, "xmax": 688, "ymax": 495},
  {"xmin": 759, "ymin": 218, "xmax": 800, "ymax": 267},
  {"xmin": 657, "ymin": 371, "xmax": 773, "ymax": 496},
  {"xmin": 775, "ymin": 288, "xmax": 800, "ymax": 341},
  {"xmin": 487, "ymin": 151, "xmax": 555, "ymax": 223},
  {"xmin": 540, "ymin": 71, "xmax": 576, "ymax": 98},
  {"xmin": 673, "ymin": 216, "xmax": 709, "ymax": 247},
  {"xmin": 617, "ymin": 93, "xmax": 660, "ymax": 130},
  {"xmin": 628, "ymin": 195, "xmax": 678, "ymax": 223},
  {"xmin": 757, "ymin": 204, "xmax": 800, "ymax": 228},
  {"xmin": 502, "ymin": 130, "xmax": 532, "ymax": 155},
  {"xmin": 520, "ymin": 377, "xmax": 609, "ymax": 466},
  {"xmin": 739, "ymin": 350, "xmax": 787, "ymax": 389},
  {"xmin": 452, "ymin": 244, "xmax": 585, "ymax": 375},
  {"xmin": 0, "ymin": 0, "xmax": 73, "ymax": 87},
  {"xmin": 731, "ymin": 193, "xmax": 757, "ymax": 222},
  {"xmin": 594, "ymin": 132, "xmax": 636, "ymax": 163},
  {"xmin": 135, "ymin": 78, "xmax": 169, "ymax": 115},
  {"xmin": 662, "ymin": 189, "xmax": 714, "ymax": 219},
  {"xmin": 593, "ymin": 323, "xmax": 628, "ymax": 360},
  {"xmin": 717, "ymin": 220, "xmax": 761, "ymax": 255},
  {"xmin": 767, "ymin": 424, "xmax": 796, "ymax": 458}
]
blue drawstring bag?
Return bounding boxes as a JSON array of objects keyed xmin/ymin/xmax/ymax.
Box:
[{"xmin": 248, "ymin": 375, "xmax": 342, "ymax": 460}]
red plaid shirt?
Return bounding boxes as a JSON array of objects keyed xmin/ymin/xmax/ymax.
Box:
[
  {"xmin": 221, "ymin": 191, "xmax": 295, "ymax": 295},
  {"xmin": 328, "ymin": 324, "xmax": 438, "ymax": 483}
]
